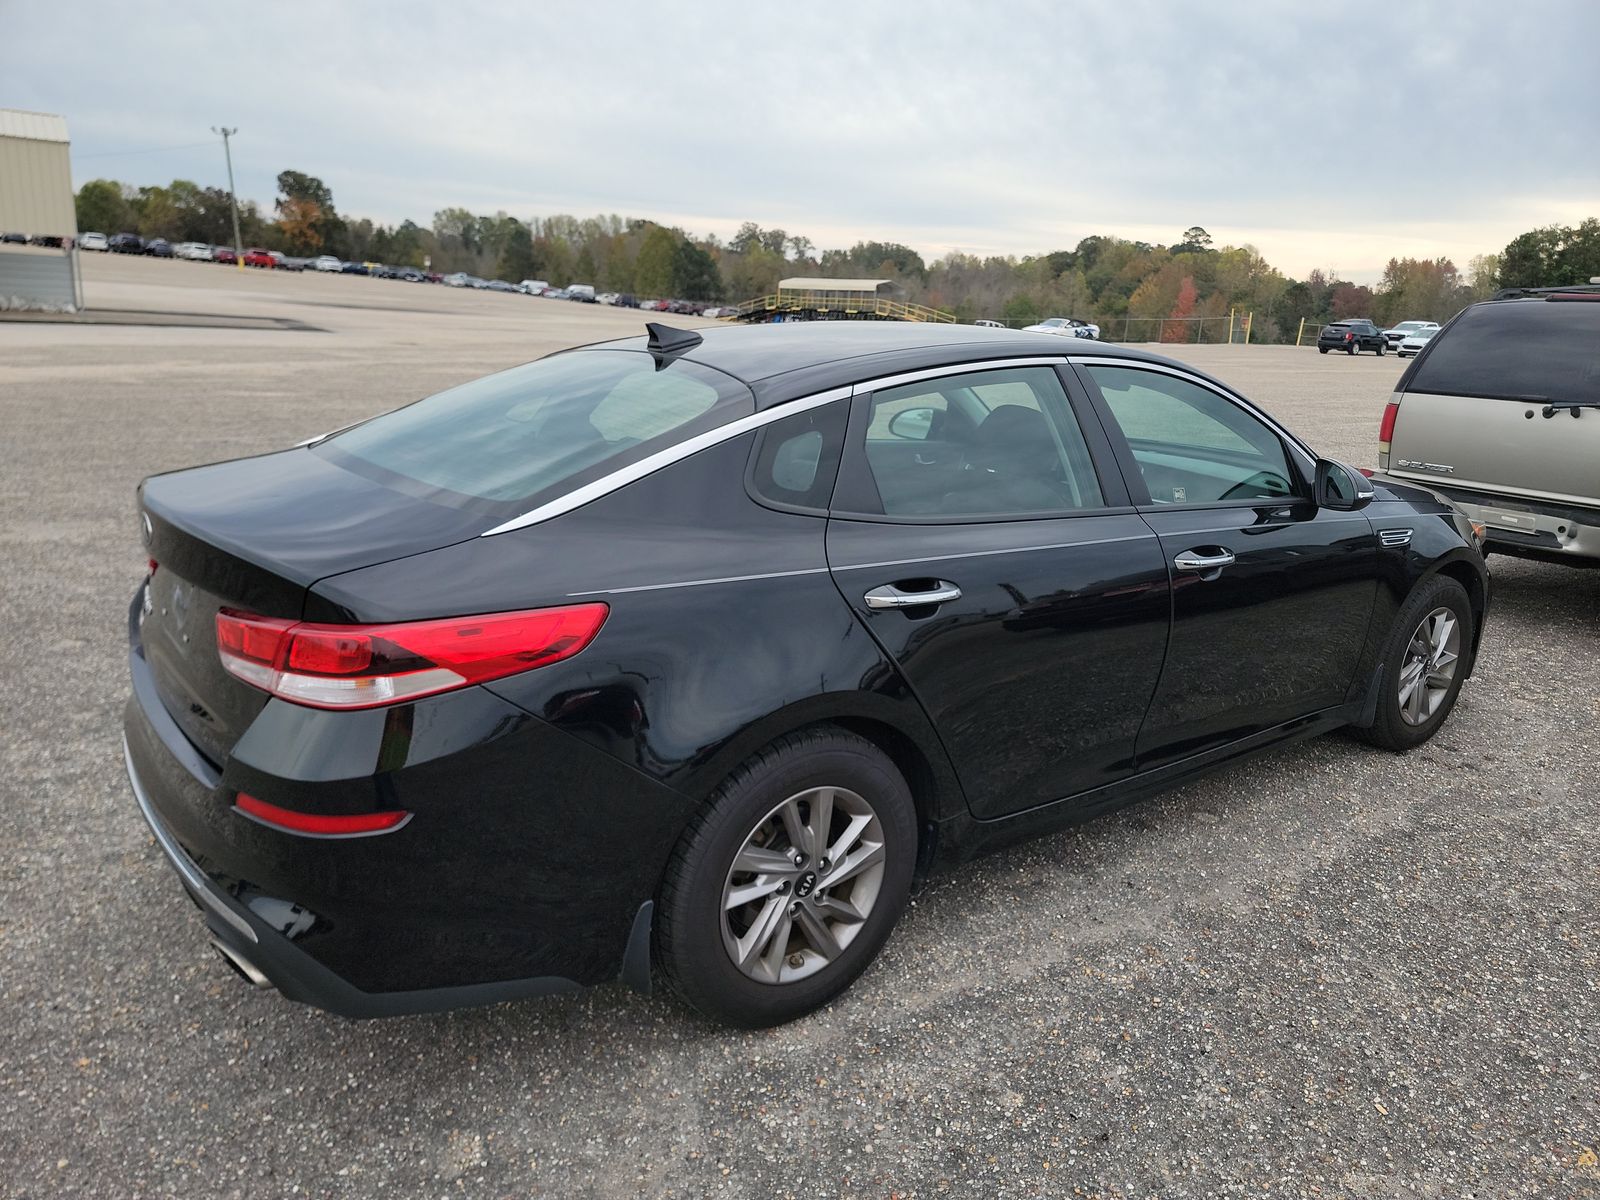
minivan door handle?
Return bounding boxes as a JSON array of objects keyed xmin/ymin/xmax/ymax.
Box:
[
  {"xmin": 1173, "ymin": 548, "xmax": 1236, "ymax": 572},
  {"xmin": 863, "ymin": 581, "xmax": 963, "ymax": 609}
]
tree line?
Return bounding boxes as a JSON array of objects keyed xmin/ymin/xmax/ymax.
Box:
[{"xmin": 74, "ymin": 173, "xmax": 1596, "ymax": 343}]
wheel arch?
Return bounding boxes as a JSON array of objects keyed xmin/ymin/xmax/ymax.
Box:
[{"xmin": 1426, "ymin": 553, "xmax": 1488, "ymax": 658}]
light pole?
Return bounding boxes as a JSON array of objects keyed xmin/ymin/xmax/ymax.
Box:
[{"xmin": 211, "ymin": 126, "xmax": 243, "ymax": 270}]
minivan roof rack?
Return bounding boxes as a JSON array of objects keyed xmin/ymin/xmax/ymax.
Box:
[{"xmin": 1491, "ymin": 283, "xmax": 1600, "ymax": 301}]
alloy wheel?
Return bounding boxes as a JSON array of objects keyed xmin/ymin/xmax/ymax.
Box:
[
  {"xmin": 720, "ymin": 786, "xmax": 886, "ymax": 984},
  {"xmin": 1397, "ymin": 606, "xmax": 1461, "ymax": 726}
]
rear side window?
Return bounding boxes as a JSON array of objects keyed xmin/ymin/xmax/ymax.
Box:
[
  {"xmin": 318, "ymin": 350, "xmax": 753, "ymax": 510},
  {"xmin": 748, "ymin": 399, "xmax": 849, "ymax": 512},
  {"xmin": 1406, "ymin": 301, "xmax": 1600, "ymax": 404}
]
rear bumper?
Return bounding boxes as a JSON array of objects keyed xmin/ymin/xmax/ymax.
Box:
[
  {"xmin": 123, "ymin": 733, "xmax": 589, "ymax": 1017},
  {"xmin": 122, "ymin": 586, "xmax": 682, "ymax": 1015},
  {"xmin": 1417, "ymin": 485, "xmax": 1600, "ymax": 565}
]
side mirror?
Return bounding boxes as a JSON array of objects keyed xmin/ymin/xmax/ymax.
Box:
[
  {"xmin": 886, "ymin": 406, "xmax": 936, "ymax": 441},
  {"xmin": 1314, "ymin": 458, "xmax": 1375, "ymax": 511}
]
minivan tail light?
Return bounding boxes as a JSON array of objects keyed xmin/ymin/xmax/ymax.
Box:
[
  {"xmin": 216, "ymin": 604, "xmax": 609, "ymax": 709},
  {"xmin": 1377, "ymin": 398, "xmax": 1401, "ymax": 469}
]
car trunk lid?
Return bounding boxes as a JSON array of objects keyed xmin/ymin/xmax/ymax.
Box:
[{"xmin": 137, "ymin": 447, "xmax": 491, "ymax": 765}]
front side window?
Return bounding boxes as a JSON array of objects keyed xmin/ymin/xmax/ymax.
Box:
[
  {"xmin": 317, "ymin": 349, "xmax": 753, "ymax": 511},
  {"xmin": 854, "ymin": 366, "xmax": 1104, "ymax": 517},
  {"xmin": 1086, "ymin": 365, "xmax": 1296, "ymax": 505}
]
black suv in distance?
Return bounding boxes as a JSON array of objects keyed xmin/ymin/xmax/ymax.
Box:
[
  {"xmin": 108, "ymin": 232, "xmax": 145, "ymax": 254},
  {"xmin": 1318, "ymin": 319, "xmax": 1387, "ymax": 355},
  {"xmin": 124, "ymin": 323, "xmax": 1490, "ymax": 1028}
]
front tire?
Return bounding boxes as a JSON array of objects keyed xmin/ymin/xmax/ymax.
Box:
[
  {"xmin": 1355, "ymin": 575, "xmax": 1473, "ymax": 751},
  {"xmin": 655, "ymin": 728, "xmax": 917, "ymax": 1027},
  {"xmin": 1319, "ymin": 347, "xmax": 1329, "ymax": 354}
]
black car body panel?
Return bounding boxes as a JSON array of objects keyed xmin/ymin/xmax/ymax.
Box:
[
  {"xmin": 123, "ymin": 325, "xmax": 1490, "ymax": 1017},
  {"xmin": 1317, "ymin": 319, "xmax": 1387, "ymax": 353}
]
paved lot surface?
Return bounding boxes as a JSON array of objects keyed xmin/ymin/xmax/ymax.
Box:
[{"xmin": 2, "ymin": 255, "xmax": 1597, "ymax": 1198}]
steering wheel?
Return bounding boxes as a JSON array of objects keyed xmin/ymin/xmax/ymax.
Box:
[{"xmin": 1219, "ymin": 471, "xmax": 1293, "ymax": 501}]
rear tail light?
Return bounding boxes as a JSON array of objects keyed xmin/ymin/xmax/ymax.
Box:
[
  {"xmin": 216, "ymin": 603, "xmax": 608, "ymax": 709},
  {"xmin": 1345, "ymin": 332, "xmax": 1355, "ymax": 341},
  {"xmin": 234, "ymin": 792, "xmax": 410, "ymax": 837},
  {"xmin": 1377, "ymin": 398, "xmax": 1401, "ymax": 469}
]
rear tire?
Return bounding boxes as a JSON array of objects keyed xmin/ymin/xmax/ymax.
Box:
[
  {"xmin": 655, "ymin": 727, "xmax": 917, "ymax": 1027},
  {"xmin": 1354, "ymin": 575, "xmax": 1474, "ymax": 752},
  {"xmin": 1319, "ymin": 347, "xmax": 1329, "ymax": 354},
  {"xmin": 1376, "ymin": 342, "xmax": 1385, "ymax": 356},
  {"xmin": 1347, "ymin": 342, "xmax": 1358, "ymax": 355}
]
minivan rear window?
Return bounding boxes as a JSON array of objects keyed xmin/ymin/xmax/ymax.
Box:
[
  {"xmin": 316, "ymin": 349, "xmax": 753, "ymax": 510},
  {"xmin": 1405, "ymin": 301, "xmax": 1600, "ymax": 404}
]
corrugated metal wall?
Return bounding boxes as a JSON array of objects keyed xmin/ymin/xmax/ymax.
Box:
[
  {"xmin": 0, "ymin": 133, "xmax": 77, "ymax": 239},
  {"xmin": 0, "ymin": 248, "xmax": 79, "ymax": 311}
]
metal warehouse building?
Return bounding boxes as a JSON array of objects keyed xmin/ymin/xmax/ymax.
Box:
[{"xmin": 0, "ymin": 108, "xmax": 81, "ymax": 311}]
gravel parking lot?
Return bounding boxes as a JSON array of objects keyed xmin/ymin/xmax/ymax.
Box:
[{"xmin": 2, "ymin": 254, "xmax": 1596, "ymax": 1199}]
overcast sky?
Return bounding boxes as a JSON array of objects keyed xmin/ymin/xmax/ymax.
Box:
[{"xmin": 5, "ymin": 0, "xmax": 1597, "ymax": 282}]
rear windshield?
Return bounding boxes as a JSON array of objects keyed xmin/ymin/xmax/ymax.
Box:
[
  {"xmin": 1405, "ymin": 301, "xmax": 1600, "ymax": 404},
  {"xmin": 316, "ymin": 349, "xmax": 753, "ymax": 511}
]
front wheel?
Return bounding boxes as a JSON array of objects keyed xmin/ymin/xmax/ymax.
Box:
[
  {"xmin": 1319, "ymin": 347, "xmax": 1329, "ymax": 354},
  {"xmin": 1355, "ymin": 575, "xmax": 1474, "ymax": 751},
  {"xmin": 655, "ymin": 728, "xmax": 917, "ymax": 1027}
]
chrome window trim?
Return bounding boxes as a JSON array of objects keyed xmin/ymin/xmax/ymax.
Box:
[
  {"xmin": 845, "ymin": 355, "xmax": 1071, "ymax": 396},
  {"xmin": 1067, "ymin": 356, "xmax": 1319, "ymax": 468},
  {"xmin": 480, "ymin": 386, "xmax": 852, "ymax": 536}
]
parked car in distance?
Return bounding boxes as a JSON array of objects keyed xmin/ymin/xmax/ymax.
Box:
[
  {"xmin": 1317, "ymin": 319, "xmax": 1387, "ymax": 355},
  {"xmin": 275, "ymin": 253, "xmax": 308, "ymax": 272},
  {"xmin": 109, "ymin": 232, "xmax": 144, "ymax": 254},
  {"xmin": 340, "ymin": 261, "xmax": 369, "ymax": 275},
  {"xmin": 30, "ymin": 234, "xmax": 66, "ymax": 248},
  {"xmin": 973, "ymin": 319, "xmax": 1006, "ymax": 329},
  {"xmin": 615, "ymin": 293, "xmax": 639, "ymax": 309},
  {"xmin": 1022, "ymin": 316, "xmax": 1101, "ymax": 340},
  {"xmin": 125, "ymin": 322, "xmax": 1489, "ymax": 1029},
  {"xmin": 1, "ymin": 231, "xmax": 27, "ymax": 244},
  {"xmin": 212, "ymin": 246, "xmax": 237, "ymax": 265},
  {"xmin": 1382, "ymin": 284, "xmax": 1600, "ymax": 565},
  {"xmin": 1396, "ymin": 327, "xmax": 1439, "ymax": 358},
  {"xmin": 1383, "ymin": 320, "xmax": 1439, "ymax": 350},
  {"xmin": 596, "ymin": 292, "xmax": 619, "ymax": 305},
  {"xmin": 174, "ymin": 242, "xmax": 212, "ymax": 261},
  {"xmin": 543, "ymin": 287, "xmax": 570, "ymax": 300},
  {"xmin": 398, "ymin": 267, "xmax": 427, "ymax": 282},
  {"xmin": 313, "ymin": 255, "xmax": 343, "ymax": 272},
  {"xmin": 518, "ymin": 279, "xmax": 550, "ymax": 295},
  {"xmin": 242, "ymin": 248, "xmax": 276, "ymax": 269},
  {"xmin": 485, "ymin": 279, "xmax": 519, "ymax": 293},
  {"xmin": 143, "ymin": 238, "xmax": 174, "ymax": 258},
  {"xmin": 78, "ymin": 232, "xmax": 109, "ymax": 252},
  {"xmin": 567, "ymin": 283, "xmax": 597, "ymax": 302},
  {"xmin": 443, "ymin": 272, "xmax": 471, "ymax": 287}
]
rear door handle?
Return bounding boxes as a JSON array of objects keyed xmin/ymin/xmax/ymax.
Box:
[
  {"xmin": 863, "ymin": 581, "xmax": 963, "ymax": 609},
  {"xmin": 1173, "ymin": 548, "xmax": 1236, "ymax": 572}
]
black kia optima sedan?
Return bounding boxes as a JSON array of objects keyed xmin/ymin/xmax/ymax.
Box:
[{"xmin": 123, "ymin": 322, "xmax": 1489, "ymax": 1027}]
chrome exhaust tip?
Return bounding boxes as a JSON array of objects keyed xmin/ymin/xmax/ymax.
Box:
[{"xmin": 209, "ymin": 937, "xmax": 273, "ymax": 989}]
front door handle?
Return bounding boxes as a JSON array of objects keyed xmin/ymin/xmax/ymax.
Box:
[
  {"xmin": 863, "ymin": 581, "xmax": 963, "ymax": 609},
  {"xmin": 1173, "ymin": 548, "xmax": 1236, "ymax": 572}
]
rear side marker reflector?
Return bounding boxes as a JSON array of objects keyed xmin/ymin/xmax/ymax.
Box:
[
  {"xmin": 235, "ymin": 792, "xmax": 411, "ymax": 838},
  {"xmin": 216, "ymin": 603, "xmax": 609, "ymax": 710}
]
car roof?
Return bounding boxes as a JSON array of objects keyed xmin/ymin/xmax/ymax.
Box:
[{"xmin": 587, "ymin": 321, "xmax": 1167, "ymax": 407}]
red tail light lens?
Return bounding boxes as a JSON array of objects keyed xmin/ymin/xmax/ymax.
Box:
[
  {"xmin": 216, "ymin": 603, "xmax": 608, "ymax": 709},
  {"xmin": 1378, "ymin": 399, "xmax": 1401, "ymax": 444},
  {"xmin": 1377, "ymin": 397, "xmax": 1401, "ymax": 469},
  {"xmin": 235, "ymin": 792, "xmax": 410, "ymax": 837}
]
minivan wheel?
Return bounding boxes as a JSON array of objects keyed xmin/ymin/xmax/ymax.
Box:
[
  {"xmin": 655, "ymin": 728, "xmax": 916, "ymax": 1027},
  {"xmin": 1354, "ymin": 575, "xmax": 1473, "ymax": 752}
]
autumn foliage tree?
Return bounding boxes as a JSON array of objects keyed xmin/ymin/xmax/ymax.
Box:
[{"xmin": 1164, "ymin": 276, "xmax": 1198, "ymax": 342}]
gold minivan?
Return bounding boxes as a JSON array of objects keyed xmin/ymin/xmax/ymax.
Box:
[{"xmin": 1380, "ymin": 286, "xmax": 1600, "ymax": 566}]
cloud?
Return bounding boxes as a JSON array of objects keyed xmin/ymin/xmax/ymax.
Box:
[{"xmin": 5, "ymin": 0, "xmax": 1597, "ymax": 281}]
